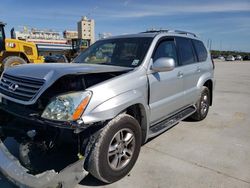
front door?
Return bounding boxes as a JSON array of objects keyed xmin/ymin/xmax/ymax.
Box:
[
  {"xmin": 148, "ymin": 38, "xmax": 184, "ymax": 125},
  {"xmin": 0, "ymin": 25, "xmax": 6, "ymax": 52}
]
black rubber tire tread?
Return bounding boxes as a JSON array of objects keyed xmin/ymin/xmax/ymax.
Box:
[
  {"xmin": 86, "ymin": 114, "xmax": 142, "ymax": 183},
  {"xmin": 2, "ymin": 56, "xmax": 26, "ymax": 69},
  {"xmin": 190, "ymin": 86, "xmax": 210, "ymax": 121}
]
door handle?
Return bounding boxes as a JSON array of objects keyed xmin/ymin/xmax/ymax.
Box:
[
  {"xmin": 196, "ymin": 66, "xmax": 201, "ymax": 72},
  {"xmin": 177, "ymin": 71, "xmax": 183, "ymax": 78}
]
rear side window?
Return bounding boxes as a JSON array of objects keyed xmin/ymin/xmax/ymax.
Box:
[
  {"xmin": 193, "ymin": 40, "xmax": 208, "ymax": 62},
  {"xmin": 176, "ymin": 37, "xmax": 197, "ymax": 65}
]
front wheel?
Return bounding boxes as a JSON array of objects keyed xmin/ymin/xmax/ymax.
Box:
[
  {"xmin": 86, "ymin": 114, "xmax": 142, "ymax": 183},
  {"xmin": 190, "ymin": 86, "xmax": 210, "ymax": 121}
]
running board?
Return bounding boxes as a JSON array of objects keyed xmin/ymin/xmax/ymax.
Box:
[{"xmin": 148, "ymin": 106, "xmax": 196, "ymax": 138}]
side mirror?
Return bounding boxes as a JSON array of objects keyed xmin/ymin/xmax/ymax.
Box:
[{"xmin": 151, "ymin": 57, "xmax": 175, "ymax": 72}]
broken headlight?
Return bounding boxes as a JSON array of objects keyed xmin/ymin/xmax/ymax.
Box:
[{"xmin": 41, "ymin": 91, "xmax": 92, "ymax": 121}]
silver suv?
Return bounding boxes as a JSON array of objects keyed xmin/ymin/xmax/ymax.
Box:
[{"xmin": 0, "ymin": 30, "xmax": 214, "ymax": 187}]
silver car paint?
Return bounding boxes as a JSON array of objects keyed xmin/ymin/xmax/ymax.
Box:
[
  {"xmin": 0, "ymin": 32, "xmax": 214, "ymax": 187},
  {"xmin": 82, "ymin": 33, "xmax": 214, "ymax": 141},
  {"xmin": 0, "ymin": 63, "xmax": 133, "ymax": 105},
  {"xmin": 1, "ymin": 32, "xmax": 214, "ymax": 143}
]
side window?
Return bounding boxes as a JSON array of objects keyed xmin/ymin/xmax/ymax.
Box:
[
  {"xmin": 176, "ymin": 37, "xmax": 197, "ymax": 66},
  {"xmin": 153, "ymin": 39, "xmax": 178, "ymax": 65},
  {"xmin": 193, "ymin": 40, "xmax": 208, "ymax": 62}
]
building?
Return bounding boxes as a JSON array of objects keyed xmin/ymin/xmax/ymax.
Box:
[
  {"xmin": 14, "ymin": 27, "xmax": 71, "ymax": 56},
  {"xmin": 77, "ymin": 16, "xmax": 95, "ymax": 45},
  {"xmin": 63, "ymin": 30, "xmax": 78, "ymax": 41},
  {"xmin": 63, "ymin": 30, "xmax": 78, "ymax": 44},
  {"xmin": 14, "ymin": 27, "xmax": 67, "ymax": 44}
]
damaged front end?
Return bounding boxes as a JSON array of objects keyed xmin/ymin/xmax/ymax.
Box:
[
  {"xmin": 0, "ymin": 113, "xmax": 91, "ymax": 188},
  {"xmin": 0, "ymin": 140, "xmax": 88, "ymax": 188},
  {"xmin": 0, "ymin": 64, "xmax": 132, "ymax": 187}
]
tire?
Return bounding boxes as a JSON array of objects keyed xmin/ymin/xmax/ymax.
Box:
[
  {"xmin": 190, "ymin": 86, "xmax": 210, "ymax": 121},
  {"xmin": 86, "ymin": 114, "xmax": 142, "ymax": 183},
  {"xmin": 2, "ymin": 56, "xmax": 27, "ymax": 70}
]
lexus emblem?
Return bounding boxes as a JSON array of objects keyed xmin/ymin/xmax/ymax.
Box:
[{"xmin": 8, "ymin": 83, "xmax": 19, "ymax": 92}]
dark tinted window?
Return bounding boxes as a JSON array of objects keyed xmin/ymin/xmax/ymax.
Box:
[
  {"xmin": 193, "ymin": 40, "xmax": 207, "ymax": 62},
  {"xmin": 176, "ymin": 37, "xmax": 196, "ymax": 65},
  {"xmin": 153, "ymin": 40, "xmax": 178, "ymax": 65}
]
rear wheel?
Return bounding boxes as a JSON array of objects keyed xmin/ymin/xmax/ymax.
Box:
[
  {"xmin": 190, "ymin": 86, "xmax": 210, "ymax": 121},
  {"xmin": 3, "ymin": 56, "xmax": 27, "ymax": 70},
  {"xmin": 86, "ymin": 114, "xmax": 142, "ymax": 183}
]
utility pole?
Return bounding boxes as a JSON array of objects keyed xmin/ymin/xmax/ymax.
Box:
[{"xmin": 207, "ymin": 39, "xmax": 212, "ymax": 50}]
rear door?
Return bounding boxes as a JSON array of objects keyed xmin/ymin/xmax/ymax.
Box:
[
  {"xmin": 175, "ymin": 37, "xmax": 201, "ymax": 106},
  {"xmin": 0, "ymin": 25, "xmax": 5, "ymax": 52},
  {"xmin": 148, "ymin": 37, "xmax": 185, "ymax": 124}
]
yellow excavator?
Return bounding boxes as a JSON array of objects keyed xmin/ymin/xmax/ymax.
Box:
[{"xmin": 0, "ymin": 21, "xmax": 44, "ymax": 71}]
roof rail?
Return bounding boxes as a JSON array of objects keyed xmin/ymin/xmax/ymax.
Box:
[
  {"xmin": 173, "ymin": 30, "xmax": 197, "ymax": 37},
  {"xmin": 141, "ymin": 29, "xmax": 197, "ymax": 37}
]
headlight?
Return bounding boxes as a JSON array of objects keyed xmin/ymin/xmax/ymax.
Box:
[{"xmin": 41, "ymin": 91, "xmax": 92, "ymax": 121}]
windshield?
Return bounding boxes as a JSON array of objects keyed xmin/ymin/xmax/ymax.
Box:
[{"xmin": 73, "ymin": 37, "xmax": 153, "ymax": 67}]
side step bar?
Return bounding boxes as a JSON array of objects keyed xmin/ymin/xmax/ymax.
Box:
[{"xmin": 148, "ymin": 106, "xmax": 196, "ymax": 138}]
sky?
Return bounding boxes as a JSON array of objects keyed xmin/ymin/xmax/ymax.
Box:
[{"xmin": 0, "ymin": 0, "xmax": 250, "ymax": 52}]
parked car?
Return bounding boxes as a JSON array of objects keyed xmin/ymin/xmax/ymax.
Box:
[
  {"xmin": 0, "ymin": 30, "xmax": 214, "ymax": 187},
  {"xmin": 235, "ymin": 55, "xmax": 243, "ymax": 61},
  {"xmin": 217, "ymin": 55, "xmax": 225, "ymax": 61},
  {"xmin": 243, "ymin": 55, "xmax": 250, "ymax": 61},
  {"xmin": 44, "ymin": 54, "xmax": 69, "ymax": 63},
  {"xmin": 226, "ymin": 55, "xmax": 235, "ymax": 61}
]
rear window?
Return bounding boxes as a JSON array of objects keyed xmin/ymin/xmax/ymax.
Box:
[
  {"xmin": 193, "ymin": 40, "xmax": 208, "ymax": 62},
  {"xmin": 176, "ymin": 37, "xmax": 197, "ymax": 65}
]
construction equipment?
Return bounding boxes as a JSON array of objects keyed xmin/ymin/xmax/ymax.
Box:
[
  {"xmin": 65, "ymin": 38, "xmax": 89, "ymax": 61},
  {"xmin": 0, "ymin": 22, "xmax": 44, "ymax": 71}
]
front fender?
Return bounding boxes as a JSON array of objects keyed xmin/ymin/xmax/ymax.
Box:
[{"xmin": 82, "ymin": 90, "xmax": 148, "ymax": 124}]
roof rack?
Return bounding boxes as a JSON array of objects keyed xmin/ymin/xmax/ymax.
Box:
[{"xmin": 141, "ymin": 29, "xmax": 197, "ymax": 37}]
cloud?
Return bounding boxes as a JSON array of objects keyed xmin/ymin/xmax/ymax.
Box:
[{"xmin": 100, "ymin": 1, "xmax": 250, "ymax": 19}]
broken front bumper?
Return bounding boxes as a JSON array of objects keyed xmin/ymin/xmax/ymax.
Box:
[{"xmin": 0, "ymin": 140, "xmax": 88, "ymax": 188}]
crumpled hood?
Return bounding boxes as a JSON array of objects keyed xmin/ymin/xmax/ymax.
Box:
[
  {"xmin": 4, "ymin": 63, "xmax": 132, "ymax": 80},
  {"xmin": 1, "ymin": 63, "xmax": 132, "ymax": 105}
]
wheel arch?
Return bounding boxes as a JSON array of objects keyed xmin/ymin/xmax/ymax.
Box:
[
  {"xmin": 125, "ymin": 103, "xmax": 148, "ymax": 144},
  {"xmin": 2, "ymin": 52, "xmax": 30, "ymax": 63},
  {"xmin": 203, "ymin": 79, "xmax": 213, "ymax": 106}
]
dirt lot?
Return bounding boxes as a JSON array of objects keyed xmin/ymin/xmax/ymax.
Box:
[{"xmin": 1, "ymin": 61, "xmax": 250, "ymax": 188}]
